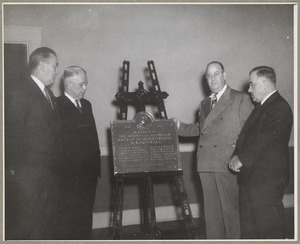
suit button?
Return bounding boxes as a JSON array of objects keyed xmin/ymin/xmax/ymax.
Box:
[
  {"xmin": 199, "ymin": 145, "xmax": 203, "ymax": 148},
  {"xmin": 213, "ymin": 145, "xmax": 217, "ymax": 148}
]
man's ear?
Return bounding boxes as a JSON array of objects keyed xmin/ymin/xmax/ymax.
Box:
[
  {"xmin": 65, "ymin": 79, "xmax": 72, "ymax": 90},
  {"xmin": 38, "ymin": 62, "xmax": 46, "ymax": 72},
  {"xmin": 223, "ymin": 71, "xmax": 227, "ymax": 80},
  {"xmin": 263, "ymin": 79, "xmax": 268, "ymax": 89}
]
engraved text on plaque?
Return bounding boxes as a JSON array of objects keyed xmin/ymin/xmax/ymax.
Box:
[{"xmin": 111, "ymin": 112, "xmax": 182, "ymax": 175}]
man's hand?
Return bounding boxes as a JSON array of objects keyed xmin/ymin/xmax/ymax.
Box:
[
  {"xmin": 172, "ymin": 117, "xmax": 181, "ymax": 130},
  {"xmin": 229, "ymin": 155, "xmax": 243, "ymax": 172}
]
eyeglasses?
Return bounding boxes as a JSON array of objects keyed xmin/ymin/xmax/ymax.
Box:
[
  {"xmin": 206, "ymin": 71, "xmax": 222, "ymax": 80},
  {"xmin": 249, "ymin": 82, "xmax": 257, "ymax": 89},
  {"xmin": 73, "ymin": 82, "xmax": 88, "ymax": 88}
]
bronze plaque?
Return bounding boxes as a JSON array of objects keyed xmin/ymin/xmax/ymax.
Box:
[{"xmin": 111, "ymin": 112, "xmax": 182, "ymax": 175}]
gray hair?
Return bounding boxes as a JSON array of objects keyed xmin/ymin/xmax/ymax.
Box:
[{"xmin": 62, "ymin": 66, "xmax": 87, "ymax": 86}]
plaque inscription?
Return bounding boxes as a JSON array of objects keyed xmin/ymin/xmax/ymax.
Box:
[{"xmin": 111, "ymin": 112, "xmax": 182, "ymax": 175}]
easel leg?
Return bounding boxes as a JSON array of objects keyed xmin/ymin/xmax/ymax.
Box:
[
  {"xmin": 112, "ymin": 178, "xmax": 124, "ymax": 239},
  {"xmin": 174, "ymin": 175, "xmax": 199, "ymax": 239},
  {"xmin": 145, "ymin": 175, "xmax": 161, "ymax": 239}
]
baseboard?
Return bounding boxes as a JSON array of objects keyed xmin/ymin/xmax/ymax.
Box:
[{"xmin": 92, "ymin": 193, "xmax": 294, "ymax": 229}]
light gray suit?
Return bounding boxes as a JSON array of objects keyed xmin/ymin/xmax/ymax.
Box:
[{"xmin": 178, "ymin": 86, "xmax": 253, "ymax": 239}]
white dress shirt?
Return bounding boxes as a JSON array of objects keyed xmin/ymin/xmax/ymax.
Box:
[{"xmin": 65, "ymin": 92, "xmax": 82, "ymax": 108}]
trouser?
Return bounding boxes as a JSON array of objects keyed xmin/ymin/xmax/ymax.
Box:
[
  {"xmin": 5, "ymin": 153, "xmax": 62, "ymax": 240},
  {"xmin": 199, "ymin": 172, "xmax": 240, "ymax": 239},
  {"xmin": 56, "ymin": 161, "xmax": 98, "ymax": 240},
  {"xmin": 239, "ymin": 183, "xmax": 286, "ymax": 239}
]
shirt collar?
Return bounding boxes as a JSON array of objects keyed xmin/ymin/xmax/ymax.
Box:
[
  {"xmin": 64, "ymin": 92, "xmax": 81, "ymax": 107},
  {"xmin": 261, "ymin": 90, "xmax": 277, "ymax": 105},
  {"xmin": 31, "ymin": 75, "xmax": 46, "ymax": 94},
  {"xmin": 210, "ymin": 84, "xmax": 227, "ymax": 101}
]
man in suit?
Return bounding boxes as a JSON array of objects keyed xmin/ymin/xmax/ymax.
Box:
[
  {"xmin": 56, "ymin": 66, "xmax": 101, "ymax": 240},
  {"xmin": 229, "ymin": 66, "xmax": 293, "ymax": 239},
  {"xmin": 175, "ymin": 61, "xmax": 253, "ymax": 239},
  {"xmin": 5, "ymin": 47, "xmax": 63, "ymax": 239}
]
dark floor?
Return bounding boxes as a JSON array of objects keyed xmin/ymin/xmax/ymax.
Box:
[{"xmin": 92, "ymin": 207, "xmax": 295, "ymax": 240}]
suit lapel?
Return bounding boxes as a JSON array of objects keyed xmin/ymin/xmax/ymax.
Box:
[
  {"xmin": 202, "ymin": 98, "xmax": 211, "ymax": 119},
  {"xmin": 239, "ymin": 104, "xmax": 262, "ymax": 134},
  {"xmin": 63, "ymin": 95, "xmax": 86, "ymax": 118},
  {"xmin": 63, "ymin": 94, "xmax": 77, "ymax": 111},
  {"xmin": 202, "ymin": 87, "xmax": 232, "ymax": 131},
  {"xmin": 28, "ymin": 78, "xmax": 56, "ymax": 113},
  {"xmin": 80, "ymin": 100, "xmax": 86, "ymax": 114},
  {"xmin": 240, "ymin": 91, "xmax": 279, "ymax": 135},
  {"xmin": 28, "ymin": 78, "xmax": 46, "ymax": 100}
]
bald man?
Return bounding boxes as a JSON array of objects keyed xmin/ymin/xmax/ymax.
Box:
[{"xmin": 175, "ymin": 61, "xmax": 253, "ymax": 239}]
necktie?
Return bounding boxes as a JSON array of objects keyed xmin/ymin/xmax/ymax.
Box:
[
  {"xmin": 76, "ymin": 100, "xmax": 83, "ymax": 114},
  {"xmin": 211, "ymin": 93, "xmax": 218, "ymax": 110},
  {"xmin": 44, "ymin": 87, "xmax": 54, "ymax": 110}
]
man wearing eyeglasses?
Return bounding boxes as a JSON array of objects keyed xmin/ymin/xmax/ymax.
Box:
[
  {"xmin": 56, "ymin": 66, "xmax": 101, "ymax": 239},
  {"xmin": 174, "ymin": 61, "xmax": 253, "ymax": 239}
]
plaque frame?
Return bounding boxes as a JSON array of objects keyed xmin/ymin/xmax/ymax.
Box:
[{"xmin": 111, "ymin": 111, "xmax": 182, "ymax": 175}]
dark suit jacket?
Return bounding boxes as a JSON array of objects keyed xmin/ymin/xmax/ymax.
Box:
[
  {"xmin": 178, "ymin": 86, "xmax": 253, "ymax": 172},
  {"xmin": 235, "ymin": 91, "xmax": 293, "ymax": 186},
  {"xmin": 5, "ymin": 77, "xmax": 63, "ymax": 239},
  {"xmin": 56, "ymin": 94, "xmax": 101, "ymax": 239},
  {"xmin": 56, "ymin": 94, "xmax": 101, "ymax": 177},
  {"xmin": 6, "ymin": 77, "xmax": 62, "ymax": 167}
]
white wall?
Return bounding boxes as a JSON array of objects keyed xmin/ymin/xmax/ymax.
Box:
[{"xmin": 3, "ymin": 4, "xmax": 295, "ymax": 149}]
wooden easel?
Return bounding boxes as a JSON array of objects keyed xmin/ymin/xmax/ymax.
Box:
[{"xmin": 111, "ymin": 61, "xmax": 198, "ymax": 239}]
